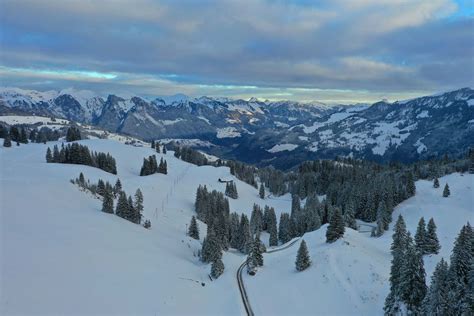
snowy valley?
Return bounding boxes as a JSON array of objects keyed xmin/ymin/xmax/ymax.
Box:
[{"xmin": 1, "ymin": 131, "xmax": 472, "ymax": 315}]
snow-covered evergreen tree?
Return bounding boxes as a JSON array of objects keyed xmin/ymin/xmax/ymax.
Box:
[
  {"xmin": 295, "ymin": 240, "xmax": 311, "ymax": 272},
  {"xmin": 415, "ymin": 217, "xmax": 428, "ymax": 255},
  {"xmin": 259, "ymin": 184, "xmax": 265, "ymax": 199},
  {"xmin": 211, "ymin": 258, "xmax": 224, "ymax": 279},
  {"xmin": 133, "ymin": 189, "xmax": 144, "ymax": 224},
  {"xmin": 114, "ymin": 179, "xmax": 122, "ymax": 197},
  {"xmin": 115, "ymin": 191, "xmax": 128, "ymax": 218},
  {"xmin": 384, "ymin": 215, "xmax": 409, "ymax": 315},
  {"xmin": 344, "ymin": 203, "xmax": 358, "ymax": 230},
  {"xmin": 447, "ymin": 223, "xmax": 473, "ymax": 314},
  {"xmin": 46, "ymin": 147, "xmax": 53, "ymax": 163},
  {"xmin": 326, "ymin": 207, "xmax": 345, "ymax": 243},
  {"xmin": 433, "ymin": 177, "xmax": 440, "ymax": 188},
  {"xmin": 225, "ymin": 181, "xmax": 238, "ymax": 199},
  {"xmin": 237, "ymin": 214, "xmax": 252, "ymax": 254},
  {"xmin": 425, "ymin": 218, "xmax": 441, "ymax": 255},
  {"xmin": 399, "ymin": 233, "xmax": 427, "ymax": 314},
  {"xmin": 250, "ymin": 204, "xmax": 263, "ymax": 235},
  {"xmin": 422, "ymin": 258, "xmax": 449, "ymax": 315},
  {"xmin": 101, "ymin": 186, "xmax": 114, "ymax": 214},
  {"xmin": 188, "ymin": 216, "xmax": 200, "ymax": 240},
  {"xmin": 443, "ymin": 183, "xmax": 450, "ymax": 197},
  {"xmin": 201, "ymin": 228, "xmax": 222, "ymax": 263},
  {"xmin": 278, "ymin": 213, "xmax": 291, "ymax": 244}
]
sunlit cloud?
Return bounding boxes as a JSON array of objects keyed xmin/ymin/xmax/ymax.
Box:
[{"xmin": 0, "ymin": 0, "xmax": 472, "ymax": 102}]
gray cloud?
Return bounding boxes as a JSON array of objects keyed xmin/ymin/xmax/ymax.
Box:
[{"xmin": 0, "ymin": 0, "xmax": 472, "ymax": 102}]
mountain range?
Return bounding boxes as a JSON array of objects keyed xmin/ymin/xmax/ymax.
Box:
[{"xmin": 1, "ymin": 87, "xmax": 473, "ymax": 169}]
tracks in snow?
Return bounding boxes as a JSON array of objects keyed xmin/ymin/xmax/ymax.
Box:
[{"xmin": 236, "ymin": 237, "xmax": 301, "ymax": 316}]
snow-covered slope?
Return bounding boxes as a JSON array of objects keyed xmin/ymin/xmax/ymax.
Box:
[
  {"xmin": 244, "ymin": 173, "xmax": 473, "ymax": 315},
  {"xmin": 0, "ymin": 138, "xmax": 292, "ymax": 315}
]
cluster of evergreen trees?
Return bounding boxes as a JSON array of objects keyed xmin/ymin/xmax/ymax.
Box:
[
  {"xmin": 2, "ymin": 124, "xmax": 60, "ymax": 147},
  {"xmin": 227, "ymin": 160, "xmax": 258, "ymax": 188},
  {"xmin": 140, "ymin": 155, "xmax": 167, "ymax": 176},
  {"xmin": 72, "ymin": 174, "xmax": 146, "ymax": 226},
  {"xmin": 247, "ymin": 234, "xmax": 265, "ymax": 274},
  {"xmin": 151, "ymin": 140, "xmax": 167, "ymax": 154},
  {"xmin": 1, "ymin": 125, "xmax": 29, "ymax": 146},
  {"xmin": 225, "ymin": 181, "xmax": 238, "ymax": 199},
  {"xmin": 173, "ymin": 145, "xmax": 212, "ymax": 166},
  {"xmin": 257, "ymin": 166, "xmax": 287, "ymax": 196},
  {"xmin": 1, "ymin": 124, "xmax": 78, "ymax": 147},
  {"xmin": 65, "ymin": 126, "xmax": 81, "ymax": 142},
  {"xmin": 384, "ymin": 216, "xmax": 472, "ymax": 315},
  {"xmin": 414, "ymin": 217, "xmax": 441, "ymax": 255},
  {"xmin": 46, "ymin": 143, "xmax": 117, "ymax": 174},
  {"xmin": 195, "ymin": 186, "xmax": 280, "ymax": 277}
]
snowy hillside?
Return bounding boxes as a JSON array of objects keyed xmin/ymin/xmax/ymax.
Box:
[
  {"xmin": 0, "ymin": 138, "xmax": 291, "ymax": 315},
  {"xmin": 244, "ymin": 173, "xmax": 473, "ymax": 315},
  {"xmin": 1, "ymin": 137, "xmax": 472, "ymax": 315}
]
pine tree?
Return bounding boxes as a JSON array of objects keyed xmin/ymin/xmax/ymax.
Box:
[
  {"xmin": 422, "ymin": 258, "xmax": 449, "ymax": 316},
  {"xmin": 163, "ymin": 146, "xmax": 167, "ymax": 154},
  {"xmin": 115, "ymin": 191, "xmax": 128, "ymax": 218},
  {"xmin": 326, "ymin": 207, "xmax": 345, "ymax": 243},
  {"xmin": 3, "ymin": 135, "xmax": 12, "ymax": 147},
  {"xmin": 211, "ymin": 258, "xmax": 225, "ymax": 279},
  {"xmin": 188, "ymin": 216, "xmax": 200, "ymax": 240},
  {"xmin": 267, "ymin": 208, "xmax": 278, "ymax": 247},
  {"xmin": 78, "ymin": 172, "xmax": 85, "ymax": 187},
  {"xmin": 295, "ymin": 240, "xmax": 311, "ymax": 271},
  {"xmin": 259, "ymin": 183, "xmax": 265, "ymax": 199},
  {"xmin": 399, "ymin": 235, "xmax": 427, "ymax": 314},
  {"xmin": 384, "ymin": 215, "xmax": 409, "ymax": 315},
  {"xmin": 19, "ymin": 128, "xmax": 28, "ymax": 144},
  {"xmin": 415, "ymin": 217, "xmax": 428, "ymax": 255},
  {"xmin": 250, "ymin": 204, "xmax": 263, "ymax": 235},
  {"xmin": 278, "ymin": 213, "xmax": 292, "ymax": 244},
  {"xmin": 406, "ymin": 172, "xmax": 416, "ymax": 197},
  {"xmin": 252, "ymin": 235, "xmax": 265, "ymax": 267},
  {"xmin": 97, "ymin": 179, "xmax": 105, "ymax": 196},
  {"xmin": 344, "ymin": 203, "xmax": 358, "ymax": 230},
  {"xmin": 201, "ymin": 228, "xmax": 222, "ymax": 263},
  {"xmin": 114, "ymin": 179, "xmax": 122, "ymax": 197},
  {"xmin": 127, "ymin": 196, "xmax": 134, "ymax": 222},
  {"xmin": 425, "ymin": 218, "xmax": 441, "ymax": 254},
  {"xmin": 133, "ymin": 189, "xmax": 144, "ymax": 224},
  {"xmin": 101, "ymin": 186, "xmax": 114, "ymax": 214},
  {"xmin": 46, "ymin": 147, "xmax": 53, "ymax": 163},
  {"xmin": 447, "ymin": 223, "xmax": 473, "ymax": 314},
  {"xmin": 237, "ymin": 214, "xmax": 252, "ymax": 254},
  {"xmin": 443, "ymin": 183, "xmax": 450, "ymax": 197},
  {"xmin": 433, "ymin": 178, "xmax": 440, "ymax": 188}
]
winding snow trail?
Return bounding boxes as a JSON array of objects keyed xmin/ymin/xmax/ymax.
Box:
[{"xmin": 236, "ymin": 237, "xmax": 301, "ymax": 316}]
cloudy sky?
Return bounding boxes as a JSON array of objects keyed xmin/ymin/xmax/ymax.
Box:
[{"xmin": 0, "ymin": 0, "xmax": 473, "ymax": 103}]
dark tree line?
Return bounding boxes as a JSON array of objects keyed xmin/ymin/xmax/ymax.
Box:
[
  {"xmin": 1, "ymin": 124, "xmax": 79, "ymax": 147},
  {"xmin": 172, "ymin": 144, "xmax": 213, "ymax": 166},
  {"xmin": 140, "ymin": 155, "xmax": 167, "ymax": 176},
  {"xmin": 225, "ymin": 181, "xmax": 238, "ymax": 199},
  {"xmin": 227, "ymin": 160, "xmax": 258, "ymax": 188},
  {"xmin": 66, "ymin": 126, "xmax": 82, "ymax": 142},
  {"xmin": 46, "ymin": 143, "xmax": 117, "ymax": 174},
  {"xmin": 0, "ymin": 125, "xmax": 60, "ymax": 147},
  {"xmin": 72, "ymin": 174, "xmax": 146, "ymax": 226}
]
